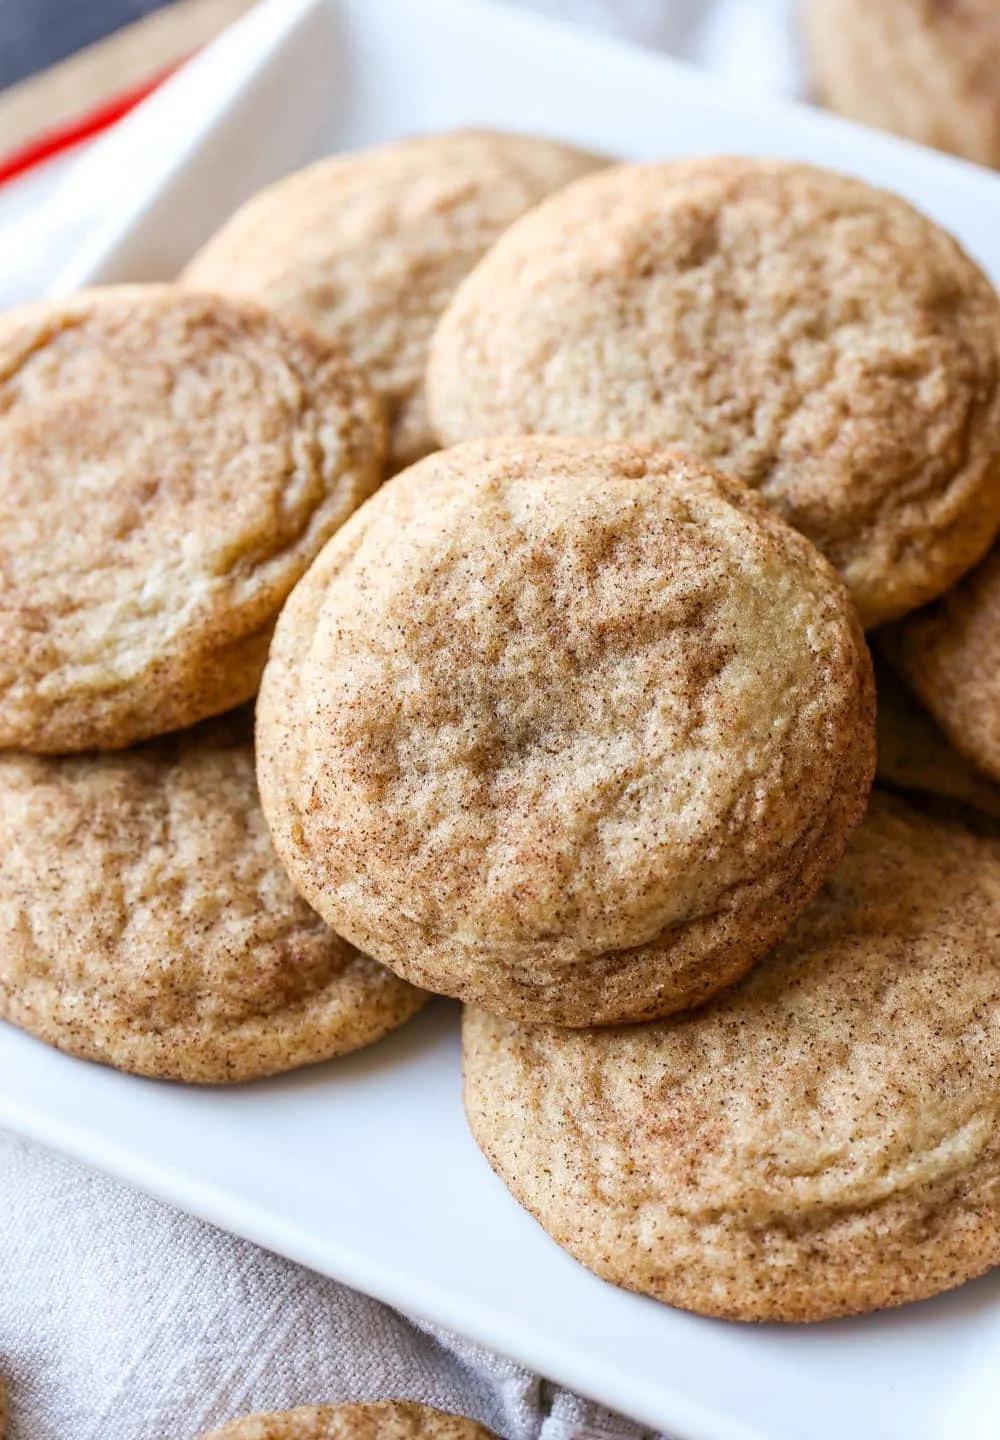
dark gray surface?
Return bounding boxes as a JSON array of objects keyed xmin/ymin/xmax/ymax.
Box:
[{"xmin": 0, "ymin": 0, "xmax": 175, "ymax": 90}]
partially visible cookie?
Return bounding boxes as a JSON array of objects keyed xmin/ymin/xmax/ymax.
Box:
[
  {"xmin": 882, "ymin": 542, "xmax": 1000, "ymax": 781},
  {"xmin": 428, "ymin": 156, "xmax": 1000, "ymax": 627},
  {"xmin": 183, "ymin": 129, "xmax": 602, "ymax": 471},
  {"xmin": 875, "ymin": 659, "xmax": 1000, "ymax": 821},
  {"xmin": 202, "ymin": 1402, "xmax": 497, "ymax": 1440},
  {"xmin": 803, "ymin": 0, "xmax": 1000, "ymax": 169},
  {"xmin": 257, "ymin": 437, "xmax": 874, "ymax": 1026},
  {"xmin": 0, "ymin": 712, "xmax": 424, "ymax": 1082},
  {"xmin": 463, "ymin": 793, "xmax": 1000, "ymax": 1322},
  {"xmin": 0, "ymin": 285, "xmax": 385, "ymax": 752}
]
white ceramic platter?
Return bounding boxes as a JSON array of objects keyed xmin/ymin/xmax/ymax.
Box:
[{"xmin": 2, "ymin": 3, "xmax": 999, "ymax": 1437}]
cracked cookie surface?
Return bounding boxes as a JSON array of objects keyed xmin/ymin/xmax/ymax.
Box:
[
  {"xmin": 257, "ymin": 437, "xmax": 874, "ymax": 1025},
  {"xmin": 0, "ymin": 284, "xmax": 385, "ymax": 752},
  {"xmin": 184, "ymin": 129, "xmax": 601, "ymax": 471},
  {"xmin": 0, "ymin": 712, "xmax": 424, "ymax": 1082},
  {"xmin": 463, "ymin": 793, "xmax": 1000, "ymax": 1321},
  {"xmin": 427, "ymin": 157, "xmax": 1000, "ymax": 627},
  {"xmin": 203, "ymin": 1402, "xmax": 497, "ymax": 1440}
]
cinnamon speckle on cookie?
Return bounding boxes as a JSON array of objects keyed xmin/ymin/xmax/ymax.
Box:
[
  {"xmin": 257, "ymin": 436, "xmax": 874, "ymax": 1026},
  {"xmin": 0, "ymin": 711, "xmax": 424, "ymax": 1082},
  {"xmin": 428, "ymin": 157, "xmax": 1000, "ymax": 626},
  {"xmin": 0, "ymin": 284, "xmax": 385, "ymax": 752},
  {"xmin": 463, "ymin": 792, "xmax": 1000, "ymax": 1321}
]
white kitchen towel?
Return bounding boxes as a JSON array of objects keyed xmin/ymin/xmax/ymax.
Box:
[
  {"xmin": 0, "ymin": 3, "xmax": 803, "ymax": 1437},
  {"xmin": 0, "ymin": 1132, "xmax": 652, "ymax": 1440}
]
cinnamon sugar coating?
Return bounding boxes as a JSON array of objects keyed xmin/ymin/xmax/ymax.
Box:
[
  {"xmin": 464, "ymin": 793, "xmax": 1000, "ymax": 1321},
  {"xmin": 257, "ymin": 437, "xmax": 874, "ymax": 1025}
]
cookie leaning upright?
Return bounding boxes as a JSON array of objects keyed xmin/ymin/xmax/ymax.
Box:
[
  {"xmin": 257, "ymin": 437, "xmax": 874, "ymax": 1027},
  {"xmin": 803, "ymin": 0, "xmax": 1000, "ymax": 169},
  {"xmin": 427, "ymin": 157, "xmax": 1000, "ymax": 627},
  {"xmin": 0, "ymin": 285, "xmax": 385, "ymax": 752},
  {"xmin": 463, "ymin": 793, "xmax": 1000, "ymax": 1322},
  {"xmin": 183, "ymin": 129, "xmax": 602, "ymax": 471},
  {"xmin": 0, "ymin": 712, "xmax": 425, "ymax": 1083},
  {"xmin": 202, "ymin": 1401, "xmax": 498, "ymax": 1440}
]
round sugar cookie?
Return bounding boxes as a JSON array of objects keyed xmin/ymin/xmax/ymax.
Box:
[
  {"xmin": 183, "ymin": 129, "xmax": 602, "ymax": 471},
  {"xmin": 463, "ymin": 793, "xmax": 1000, "ymax": 1322},
  {"xmin": 804, "ymin": 0, "xmax": 1000, "ymax": 169},
  {"xmin": 202, "ymin": 1402, "xmax": 497, "ymax": 1440},
  {"xmin": 0, "ymin": 713, "xmax": 424, "ymax": 1083},
  {"xmin": 0, "ymin": 285, "xmax": 385, "ymax": 752},
  {"xmin": 427, "ymin": 156, "xmax": 1000, "ymax": 627},
  {"xmin": 256, "ymin": 437, "xmax": 875, "ymax": 1026}
]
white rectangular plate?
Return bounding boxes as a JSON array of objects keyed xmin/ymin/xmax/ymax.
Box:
[{"xmin": 3, "ymin": 3, "xmax": 1000, "ymax": 1438}]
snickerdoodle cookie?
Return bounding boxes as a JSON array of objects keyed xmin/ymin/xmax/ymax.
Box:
[
  {"xmin": 257, "ymin": 437, "xmax": 874, "ymax": 1026},
  {"xmin": 875, "ymin": 660, "xmax": 1000, "ymax": 822},
  {"xmin": 464, "ymin": 793, "xmax": 1000, "ymax": 1321},
  {"xmin": 203, "ymin": 1402, "xmax": 497, "ymax": 1440},
  {"xmin": 882, "ymin": 541, "xmax": 1000, "ymax": 781},
  {"xmin": 427, "ymin": 157, "xmax": 1000, "ymax": 627},
  {"xmin": 803, "ymin": 0, "xmax": 1000, "ymax": 169},
  {"xmin": 0, "ymin": 285, "xmax": 384, "ymax": 753},
  {"xmin": 183, "ymin": 130, "xmax": 601, "ymax": 471},
  {"xmin": 0, "ymin": 712, "xmax": 424, "ymax": 1082}
]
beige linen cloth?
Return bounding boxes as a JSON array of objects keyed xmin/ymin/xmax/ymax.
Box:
[{"xmin": 0, "ymin": 3, "xmax": 800, "ymax": 1436}]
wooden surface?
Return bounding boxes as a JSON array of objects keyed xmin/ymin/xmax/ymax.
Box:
[{"xmin": 0, "ymin": 0, "xmax": 255, "ymax": 153}]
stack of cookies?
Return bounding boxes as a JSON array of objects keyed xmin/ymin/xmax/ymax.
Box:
[
  {"xmin": 0, "ymin": 285, "xmax": 429, "ymax": 1082},
  {"xmin": 1, "ymin": 129, "xmax": 998, "ymax": 1325},
  {"xmin": 0, "ymin": 133, "xmax": 598, "ymax": 1083}
]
